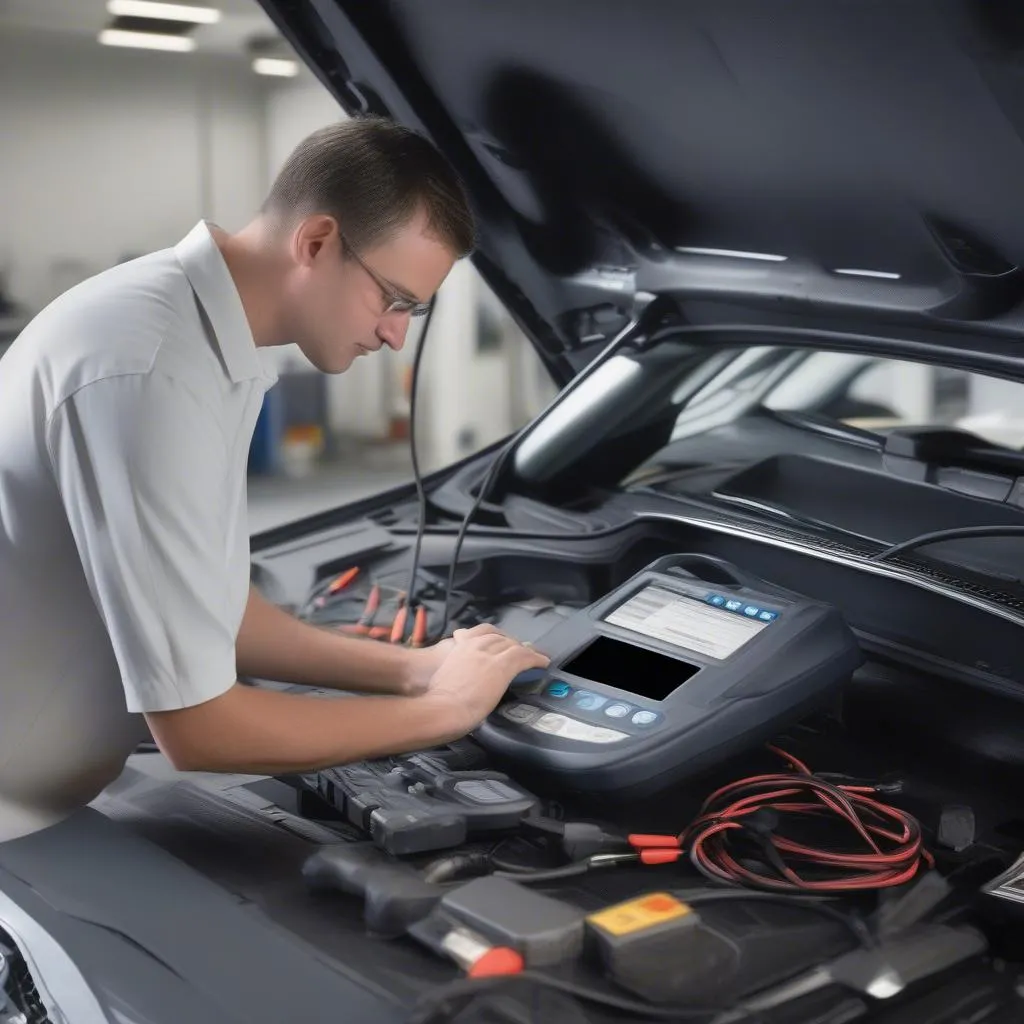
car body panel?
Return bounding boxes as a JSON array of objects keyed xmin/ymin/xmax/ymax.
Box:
[{"xmin": 0, "ymin": 792, "xmax": 406, "ymax": 1024}]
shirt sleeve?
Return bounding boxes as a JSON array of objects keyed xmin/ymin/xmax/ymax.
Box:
[{"xmin": 45, "ymin": 372, "xmax": 239, "ymax": 713}]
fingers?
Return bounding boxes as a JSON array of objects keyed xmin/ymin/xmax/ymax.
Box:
[
  {"xmin": 471, "ymin": 633, "xmax": 520, "ymax": 653},
  {"xmin": 453, "ymin": 623, "xmax": 504, "ymax": 641},
  {"xmin": 500, "ymin": 645, "xmax": 550, "ymax": 672},
  {"xmin": 469, "ymin": 633, "xmax": 548, "ymax": 661},
  {"xmin": 454, "ymin": 625, "xmax": 520, "ymax": 654},
  {"xmin": 450, "ymin": 621, "xmax": 549, "ymax": 671}
]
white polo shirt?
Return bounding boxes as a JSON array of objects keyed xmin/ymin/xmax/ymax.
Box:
[{"xmin": 0, "ymin": 222, "xmax": 278, "ymax": 842}]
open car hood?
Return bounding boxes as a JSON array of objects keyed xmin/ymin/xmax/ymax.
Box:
[{"xmin": 258, "ymin": 0, "xmax": 1024, "ymax": 383}]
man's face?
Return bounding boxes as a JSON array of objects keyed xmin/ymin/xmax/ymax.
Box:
[{"xmin": 283, "ymin": 210, "xmax": 455, "ymax": 374}]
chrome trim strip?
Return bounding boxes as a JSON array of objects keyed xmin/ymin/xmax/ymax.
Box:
[
  {"xmin": 709, "ymin": 493, "xmax": 882, "ymax": 545},
  {"xmin": 833, "ymin": 268, "xmax": 902, "ymax": 280},
  {"xmin": 674, "ymin": 246, "xmax": 788, "ymax": 262},
  {"xmin": 711, "ymin": 494, "xmax": 800, "ymax": 522},
  {"xmin": 0, "ymin": 891, "xmax": 107, "ymax": 1024},
  {"xmin": 639, "ymin": 510, "xmax": 1024, "ymax": 629}
]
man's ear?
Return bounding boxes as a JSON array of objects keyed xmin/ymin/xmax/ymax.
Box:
[{"xmin": 292, "ymin": 215, "xmax": 339, "ymax": 268}]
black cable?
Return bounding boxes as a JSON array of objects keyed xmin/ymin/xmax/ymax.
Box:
[
  {"xmin": 492, "ymin": 860, "xmax": 597, "ymax": 883},
  {"xmin": 488, "ymin": 856, "xmax": 876, "ymax": 951},
  {"xmin": 406, "ymin": 969, "xmax": 763, "ymax": 1024},
  {"xmin": 441, "ymin": 440, "xmax": 520, "ymax": 634},
  {"xmin": 488, "ymin": 853, "xmax": 547, "ymax": 874},
  {"xmin": 405, "ymin": 298, "xmax": 439, "ymax": 622},
  {"xmin": 873, "ymin": 525, "xmax": 1024, "ymax": 562},
  {"xmin": 439, "ymin": 308, "xmax": 652, "ymax": 636},
  {"xmin": 671, "ymin": 889, "xmax": 876, "ymax": 951},
  {"xmin": 421, "ymin": 851, "xmax": 492, "ymax": 885}
]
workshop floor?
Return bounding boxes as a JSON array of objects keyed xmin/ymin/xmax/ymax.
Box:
[{"xmin": 246, "ymin": 444, "xmax": 413, "ymax": 534}]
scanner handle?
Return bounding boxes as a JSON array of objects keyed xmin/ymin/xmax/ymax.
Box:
[{"xmin": 658, "ymin": 553, "xmax": 766, "ymax": 592}]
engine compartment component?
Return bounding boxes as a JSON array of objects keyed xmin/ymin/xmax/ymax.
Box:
[
  {"xmin": 302, "ymin": 843, "xmax": 444, "ymax": 939},
  {"xmin": 409, "ymin": 876, "xmax": 586, "ymax": 969},
  {"xmin": 309, "ymin": 747, "xmax": 538, "ymax": 856},
  {"xmin": 584, "ymin": 890, "xmax": 858, "ymax": 1006},
  {"xmin": 301, "ymin": 564, "xmax": 482, "ymax": 647}
]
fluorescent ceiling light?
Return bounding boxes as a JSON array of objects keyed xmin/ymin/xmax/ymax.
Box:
[
  {"xmin": 98, "ymin": 28, "xmax": 196, "ymax": 51},
  {"xmin": 253, "ymin": 57, "xmax": 299, "ymax": 77},
  {"xmin": 834, "ymin": 268, "xmax": 902, "ymax": 280},
  {"xmin": 675, "ymin": 246, "xmax": 788, "ymax": 262},
  {"xmin": 106, "ymin": 1, "xmax": 221, "ymax": 23}
]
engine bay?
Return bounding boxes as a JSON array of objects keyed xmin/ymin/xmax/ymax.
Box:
[
  {"xmin": 216, "ymin": 503, "xmax": 1024, "ymax": 1021},
  {"xmin": 7, "ymin": 415, "xmax": 1019, "ymax": 1024},
  {"xmin": 304, "ymin": 551, "xmax": 862, "ymax": 798}
]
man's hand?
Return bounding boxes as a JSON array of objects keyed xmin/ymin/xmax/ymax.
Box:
[
  {"xmin": 238, "ymin": 587, "xmax": 545, "ymax": 720},
  {"xmin": 421, "ymin": 624, "xmax": 549, "ymax": 731},
  {"xmin": 402, "ymin": 636, "xmax": 455, "ymax": 694},
  {"xmin": 148, "ymin": 624, "xmax": 549, "ymax": 777}
]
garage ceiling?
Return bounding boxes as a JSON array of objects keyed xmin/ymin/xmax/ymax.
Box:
[{"xmin": 0, "ymin": 0, "xmax": 279, "ymax": 55}]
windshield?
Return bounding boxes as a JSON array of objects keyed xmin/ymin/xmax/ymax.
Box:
[
  {"xmin": 667, "ymin": 347, "xmax": 1024, "ymax": 449},
  {"xmin": 515, "ymin": 340, "xmax": 1024, "ymax": 518},
  {"xmin": 569, "ymin": 343, "xmax": 1024, "ymax": 579}
]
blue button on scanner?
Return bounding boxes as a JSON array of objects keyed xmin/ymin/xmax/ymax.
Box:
[{"xmin": 547, "ymin": 681, "xmax": 572, "ymax": 699}]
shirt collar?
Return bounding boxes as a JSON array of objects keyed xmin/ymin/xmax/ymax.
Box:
[{"xmin": 174, "ymin": 221, "xmax": 277, "ymax": 386}]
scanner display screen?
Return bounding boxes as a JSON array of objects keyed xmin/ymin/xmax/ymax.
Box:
[
  {"xmin": 561, "ymin": 635, "xmax": 701, "ymax": 700},
  {"xmin": 604, "ymin": 585, "xmax": 768, "ymax": 660}
]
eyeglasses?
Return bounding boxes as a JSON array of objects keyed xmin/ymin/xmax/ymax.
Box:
[{"xmin": 339, "ymin": 231, "xmax": 432, "ymax": 318}]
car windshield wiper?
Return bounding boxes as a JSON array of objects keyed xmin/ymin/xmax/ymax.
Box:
[{"xmin": 707, "ymin": 492, "xmax": 883, "ymax": 546}]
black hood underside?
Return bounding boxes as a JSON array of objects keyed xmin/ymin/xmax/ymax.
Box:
[{"xmin": 261, "ymin": 0, "xmax": 1024, "ymax": 379}]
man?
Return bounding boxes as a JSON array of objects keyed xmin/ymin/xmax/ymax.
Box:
[{"xmin": 0, "ymin": 117, "xmax": 548, "ymax": 844}]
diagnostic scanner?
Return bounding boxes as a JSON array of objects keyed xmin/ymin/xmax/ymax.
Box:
[{"xmin": 476, "ymin": 554, "xmax": 862, "ymax": 796}]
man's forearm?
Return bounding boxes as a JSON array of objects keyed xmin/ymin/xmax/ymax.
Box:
[
  {"xmin": 236, "ymin": 585, "xmax": 417, "ymax": 695},
  {"xmin": 147, "ymin": 684, "xmax": 468, "ymax": 775}
]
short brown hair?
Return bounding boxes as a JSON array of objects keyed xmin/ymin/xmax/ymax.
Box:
[{"xmin": 262, "ymin": 115, "xmax": 475, "ymax": 257}]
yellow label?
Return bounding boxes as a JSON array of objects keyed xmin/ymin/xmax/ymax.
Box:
[{"xmin": 587, "ymin": 893, "xmax": 691, "ymax": 937}]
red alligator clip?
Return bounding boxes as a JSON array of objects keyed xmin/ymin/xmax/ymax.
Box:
[
  {"xmin": 336, "ymin": 583, "xmax": 381, "ymax": 637},
  {"xmin": 316, "ymin": 566, "xmax": 360, "ymax": 608},
  {"xmin": 328, "ymin": 566, "xmax": 360, "ymax": 595},
  {"xmin": 627, "ymin": 834, "xmax": 684, "ymax": 865},
  {"xmin": 409, "ymin": 605, "xmax": 428, "ymax": 648},
  {"xmin": 389, "ymin": 595, "xmax": 409, "ymax": 644}
]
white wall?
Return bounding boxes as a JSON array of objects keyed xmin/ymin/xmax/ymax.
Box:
[
  {"xmin": 264, "ymin": 70, "xmax": 346, "ymax": 183},
  {"xmin": 263, "ymin": 72, "xmax": 398, "ymax": 439},
  {"xmin": 0, "ymin": 30, "xmax": 267, "ymax": 313}
]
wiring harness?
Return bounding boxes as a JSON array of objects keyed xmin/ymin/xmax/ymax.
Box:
[
  {"xmin": 481, "ymin": 746, "xmax": 933, "ymax": 895},
  {"xmin": 300, "ymin": 564, "xmax": 481, "ymax": 647},
  {"xmin": 681, "ymin": 745, "xmax": 933, "ymax": 893}
]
